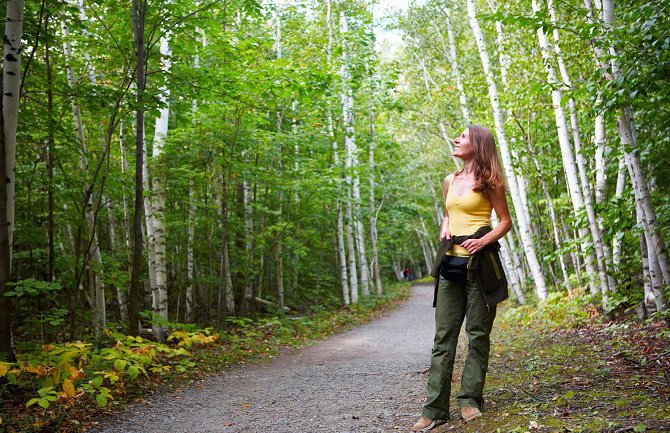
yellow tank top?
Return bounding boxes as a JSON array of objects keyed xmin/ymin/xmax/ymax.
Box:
[{"xmin": 445, "ymin": 175, "xmax": 493, "ymax": 257}]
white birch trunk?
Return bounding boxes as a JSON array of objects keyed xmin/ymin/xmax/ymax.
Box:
[
  {"xmin": 612, "ymin": 157, "xmax": 626, "ymax": 266},
  {"xmin": 369, "ymin": 98, "xmax": 383, "ymax": 295},
  {"xmin": 442, "ymin": 7, "xmax": 470, "ymax": 123},
  {"xmin": 622, "ymin": 107, "xmax": 670, "ymax": 285},
  {"xmin": 142, "ymin": 138, "xmax": 158, "ymax": 296},
  {"xmin": 498, "ymin": 234, "xmax": 525, "ymax": 304},
  {"xmin": 392, "ymin": 262, "xmax": 403, "ymax": 282},
  {"xmin": 106, "ymin": 196, "xmax": 128, "ymax": 321},
  {"xmin": 219, "ymin": 186, "xmax": 235, "ymax": 314},
  {"xmin": 327, "ymin": 0, "xmax": 349, "ymax": 305},
  {"xmin": 119, "ymin": 121, "xmax": 132, "ymax": 266},
  {"xmin": 416, "ymin": 229, "xmax": 432, "ymax": 275},
  {"xmin": 466, "ymin": 0, "xmax": 548, "ymax": 300},
  {"xmin": 274, "ymin": 12, "xmax": 285, "ymax": 308},
  {"xmin": 292, "ymin": 101, "xmax": 300, "ymax": 296},
  {"xmin": 419, "ymin": 215, "xmax": 436, "ymax": 258},
  {"xmin": 601, "ymin": 0, "xmax": 670, "ymax": 287},
  {"xmin": 638, "ymin": 222, "xmax": 653, "ymax": 317},
  {"xmin": 3, "ymin": 0, "xmax": 24, "ymax": 262},
  {"xmin": 150, "ymin": 33, "xmax": 172, "ymax": 335},
  {"xmin": 532, "ymin": 0, "xmax": 605, "ymax": 298},
  {"xmin": 341, "ymin": 12, "xmax": 370, "ymax": 297},
  {"xmin": 241, "ymin": 151, "xmax": 254, "ymax": 307},
  {"xmin": 485, "ymin": 5, "xmax": 536, "ymax": 251},
  {"xmin": 640, "ymin": 208, "xmax": 667, "ymax": 314},
  {"xmin": 594, "ymin": 99, "xmax": 608, "ymax": 205},
  {"xmin": 345, "ymin": 184, "xmax": 358, "ymax": 303},
  {"xmin": 186, "ymin": 178, "xmax": 196, "ymax": 321},
  {"xmin": 61, "ymin": 18, "xmax": 106, "ymax": 330},
  {"xmin": 546, "ymin": 0, "xmax": 614, "ymax": 293}
]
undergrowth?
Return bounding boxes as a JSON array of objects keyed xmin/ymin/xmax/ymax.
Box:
[
  {"xmin": 441, "ymin": 289, "xmax": 670, "ymax": 433},
  {"xmin": 0, "ymin": 282, "xmax": 411, "ymax": 433}
]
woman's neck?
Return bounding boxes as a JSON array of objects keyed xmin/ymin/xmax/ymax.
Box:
[{"xmin": 459, "ymin": 159, "xmax": 476, "ymax": 177}]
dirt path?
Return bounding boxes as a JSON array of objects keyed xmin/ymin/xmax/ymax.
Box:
[{"xmin": 91, "ymin": 284, "xmax": 449, "ymax": 433}]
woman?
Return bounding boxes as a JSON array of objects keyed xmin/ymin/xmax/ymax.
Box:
[{"xmin": 411, "ymin": 125, "xmax": 512, "ymax": 432}]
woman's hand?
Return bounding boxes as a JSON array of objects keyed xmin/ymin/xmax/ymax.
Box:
[
  {"xmin": 460, "ymin": 237, "xmax": 487, "ymax": 254},
  {"xmin": 439, "ymin": 227, "xmax": 451, "ymax": 241}
]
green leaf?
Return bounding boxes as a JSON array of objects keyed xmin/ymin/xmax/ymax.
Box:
[
  {"xmin": 114, "ymin": 359, "xmax": 127, "ymax": 371},
  {"xmin": 95, "ymin": 394, "xmax": 108, "ymax": 407},
  {"xmin": 90, "ymin": 376, "xmax": 103, "ymax": 388},
  {"xmin": 127, "ymin": 365, "xmax": 139, "ymax": 379},
  {"xmin": 38, "ymin": 399, "xmax": 50, "ymax": 409},
  {"xmin": 634, "ymin": 423, "xmax": 647, "ymax": 432},
  {"xmin": 26, "ymin": 398, "xmax": 40, "ymax": 407}
]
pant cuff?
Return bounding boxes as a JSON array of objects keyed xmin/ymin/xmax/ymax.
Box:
[
  {"xmin": 456, "ymin": 399, "xmax": 479, "ymax": 409},
  {"xmin": 421, "ymin": 407, "xmax": 450, "ymax": 421}
]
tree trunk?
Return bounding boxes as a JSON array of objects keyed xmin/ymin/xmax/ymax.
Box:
[
  {"xmin": 612, "ymin": 157, "xmax": 626, "ymax": 266},
  {"xmin": 186, "ymin": 178, "xmax": 196, "ymax": 322},
  {"xmin": 499, "ymin": 234, "xmax": 525, "ymax": 304},
  {"xmin": 466, "ymin": 0, "xmax": 548, "ymax": 300},
  {"xmin": 44, "ymin": 10, "xmax": 56, "ymax": 284},
  {"xmin": 601, "ymin": 0, "xmax": 670, "ymax": 286},
  {"xmin": 327, "ymin": 0, "xmax": 349, "ymax": 305},
  {"xmin": 546, "ymin": 0, "xmax": 615, "ymax": 293},
  {"xmin": 532, "ymin": 0, "xmax": 606, "ymax": 301},
  {"xmin": 368, "ymin": 95, "xmax": 383, "ymax": 295},
  {"xmin": 129, "ymin": 0, "xmax": 146, "ymax": 336},
  {"xmin": 106, "ymin": 196, "xmax": 127, "ymax": 322},
  {"xmin": 441, "ymin": 7, "xmax": 470, "ymax": 123},
  {"xmin": 3, "ymin": 0, "xmax": 23, "ymax": 268},
  {"xmin": 0, "ymin": 60, "xmax": 15, "ymax": 360},
  {"xmin": 150, "ymin": 32, "xmax": 172, "ymax": 340},
  {"xmin": 340, "ymin": 12, "xmax": 370, "ymax": 296},
  {"xmin": 61, "ymin": 17, "xmax": 106, "ymax": 330}
]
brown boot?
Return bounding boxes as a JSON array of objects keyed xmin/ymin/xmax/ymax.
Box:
[
  {"xmin": 411, "ymin": 417, "xmax": 446, "ymax": 432},
  {"xmin": 460, "ymin": 406, "xmax": 482, "ymax": 422}
]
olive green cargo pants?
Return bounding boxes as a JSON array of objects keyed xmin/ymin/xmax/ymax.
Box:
[{"xmin": 421, "ymin": 276, "xmax": 497, "ymax": 421}]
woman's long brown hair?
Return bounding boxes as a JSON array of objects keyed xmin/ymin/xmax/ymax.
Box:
[{"xmin": 461, "ymin": 125, "xmax": 506, "ymax": 193}]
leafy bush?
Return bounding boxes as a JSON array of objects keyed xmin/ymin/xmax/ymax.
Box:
[{"xmin": 501, "ymin": 289, "xmax": 598, "ymax": 330}]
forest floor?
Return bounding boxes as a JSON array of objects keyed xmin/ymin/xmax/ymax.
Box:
[{"xmin": 81, "ymin": 282, "xmax": 670, "ymax": 433}]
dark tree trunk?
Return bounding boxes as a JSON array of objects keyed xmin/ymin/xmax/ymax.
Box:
[{"xmin": 129, "ymin": 0, "xmax": 146, "ymax": 336}]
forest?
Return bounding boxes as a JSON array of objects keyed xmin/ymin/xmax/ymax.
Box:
[{"xmin": 0, "ymin": 0, "xmax": 669, "ymax": 431}]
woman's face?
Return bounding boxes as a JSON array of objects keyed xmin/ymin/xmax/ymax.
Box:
[{"xmin": 453, "ymin": 128, "xmax": 475, "ymax": 160}]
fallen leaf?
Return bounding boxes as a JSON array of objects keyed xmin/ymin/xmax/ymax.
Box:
[
  {"xmin": 63, "ymin": 379, "xmax": 76, "ymax": 398},
  {"xmin": 529, "ymin": 420, "xmax": 539, "ymax": 429}
]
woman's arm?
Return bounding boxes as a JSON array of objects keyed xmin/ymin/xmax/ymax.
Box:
[
  {"xmin": 439, "ymin": 175, "xmax": 453, "ymax": 240},
  {"xmin": 460, "ymin": 185, "xmax": 512, "ymax": 254}
]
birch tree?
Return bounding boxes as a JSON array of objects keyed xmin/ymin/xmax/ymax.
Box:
[
  {"xmin": 327, "ymin": 0, "xmax": 349, "ymax": 305},
  {"xmin": 531, "ymin": 0, "xmax": 610, "ymax": 303},
  {"xmin": 466, "ymin": 0, "xmax": 547, "ymax": 300},
  {"xmin": 3, "ymin": 0, "xmax": 23, "ymax": 265},
  {"xmin": 61, "ymin": 13, "xmax": 107, "ymax": 330},
  {"xmin": 600, "ymin": 0, "xmax": 670, "ymax": 288},
  {"xmin": 150, "ymin": 30, "xmax": 172, "ymax": 338}
]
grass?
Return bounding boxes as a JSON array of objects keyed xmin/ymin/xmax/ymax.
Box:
[{"xmin": 434, "ymin": 291, "xmax": 670, "ymax": 433}]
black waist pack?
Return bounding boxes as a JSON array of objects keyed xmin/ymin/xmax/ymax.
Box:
[{"xmin": 439, "ymin": 254, "xmax": 468, "ymax": 283}]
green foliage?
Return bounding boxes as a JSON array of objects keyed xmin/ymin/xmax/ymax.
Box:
[
  {"xmin": 501, "ymin": 289, "xmax": 598, "ymax": 330},
  {"xmin": 4, "ymin": 278, "xmax": 62, "ymax": 298}
]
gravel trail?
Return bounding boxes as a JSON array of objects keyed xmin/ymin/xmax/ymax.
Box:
[{"xmin": 91, "ymin": 284, "xmax": 458, "ymax": 433}]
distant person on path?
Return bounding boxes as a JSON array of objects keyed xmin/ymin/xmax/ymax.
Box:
[{"xmin": 411, "ymin": 125, "xmax": 512, "ymax": 431}]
